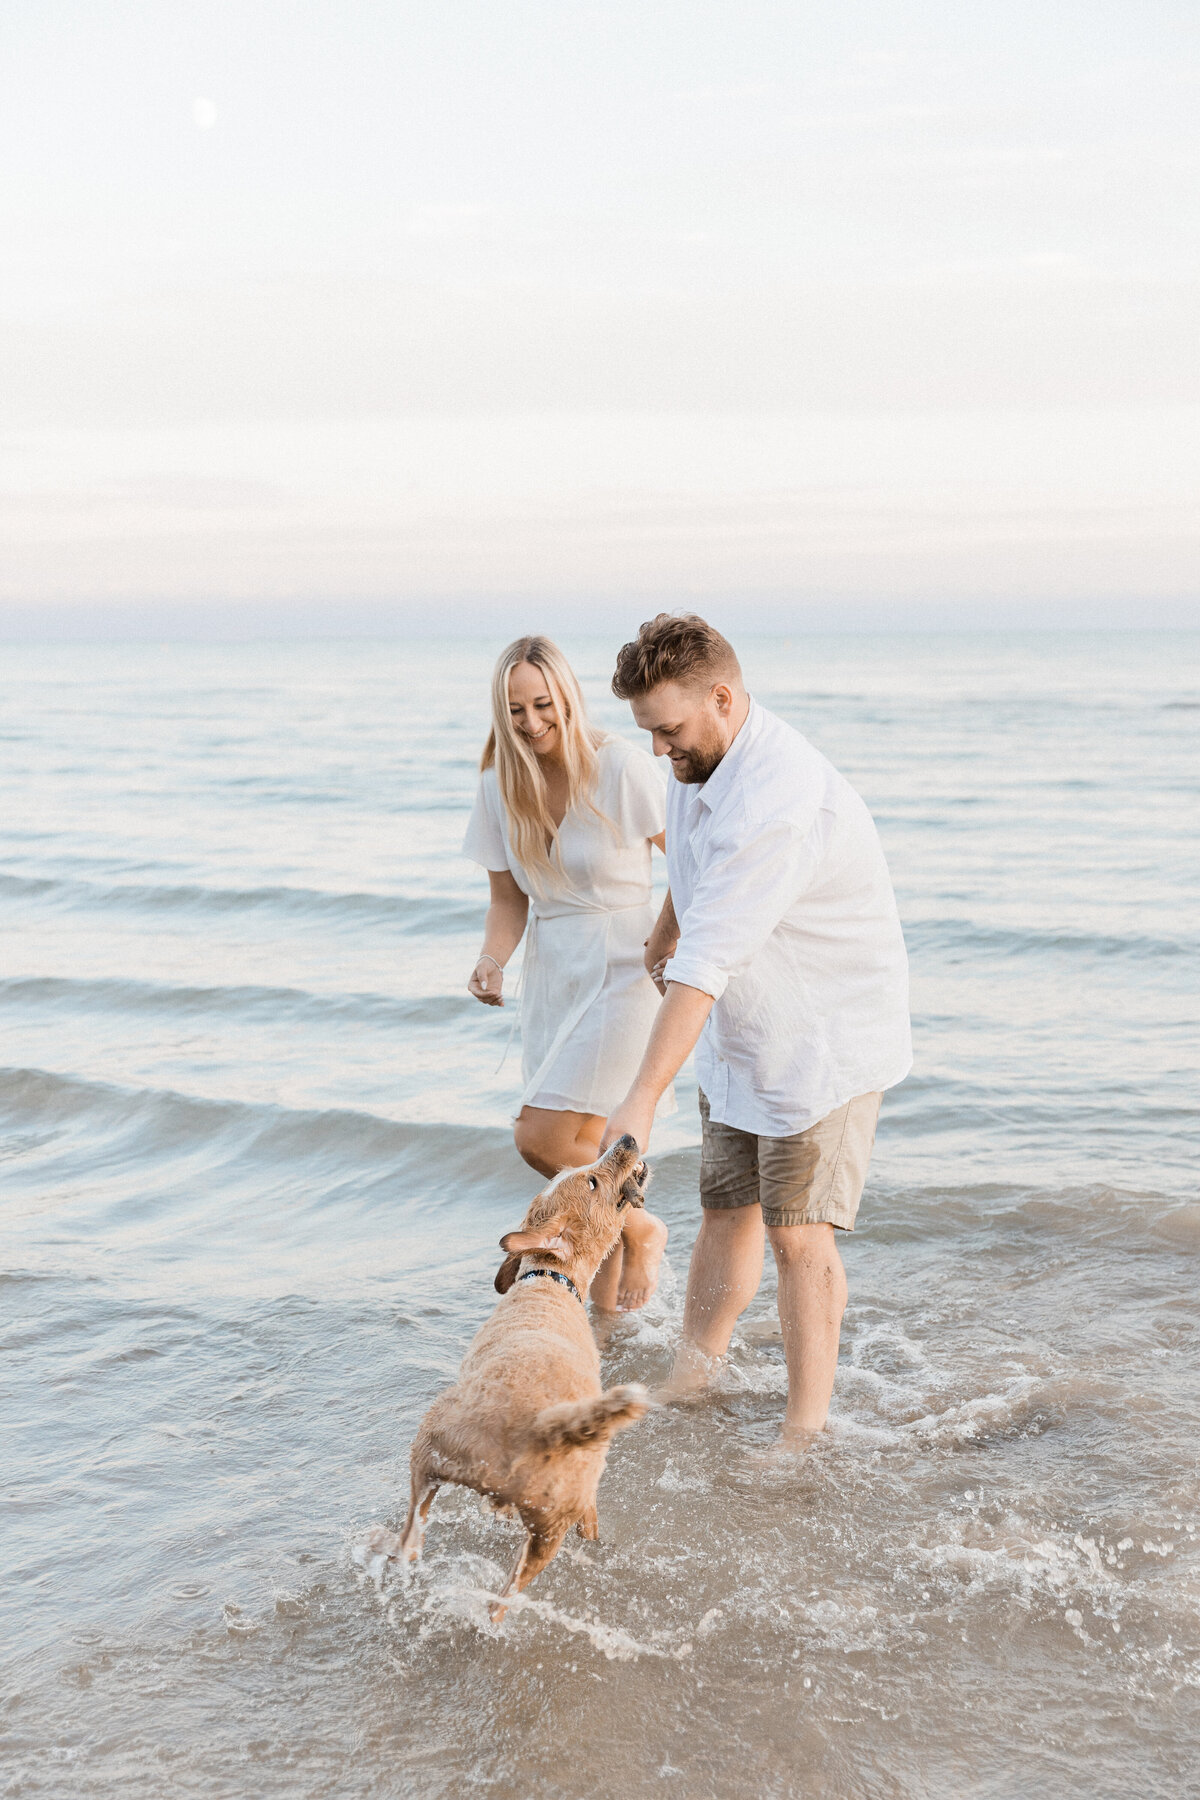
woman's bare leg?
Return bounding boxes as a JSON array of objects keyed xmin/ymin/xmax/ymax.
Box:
[
  {"xmin": 513, "ymin": 1107, "xmax": 668, "ymax": 1311},
  {"xmin": 513, "ymin": 1106, "xmax": 604, "ymax": 1181}
]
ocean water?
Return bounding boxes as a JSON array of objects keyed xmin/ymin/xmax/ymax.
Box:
[{"xmin": 2, "ymin": 630, "xmax": 1198, "ymax": 1800}]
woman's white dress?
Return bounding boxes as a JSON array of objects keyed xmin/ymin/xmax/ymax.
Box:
[{"xmin": 462, "ymin": 736, "xmax": 674, "ymax": 1117}]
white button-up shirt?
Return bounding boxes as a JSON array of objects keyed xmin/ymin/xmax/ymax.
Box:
[{"xmin": 664, "ymin": 699, "xmax": 912, "ymax": 1136}]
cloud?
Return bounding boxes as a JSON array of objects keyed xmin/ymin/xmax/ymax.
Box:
[
  {"xmin": 2, "ymin": 409, "xmax": 1196, "ymax": 608},
  {"xmin": 403, "ymin": 204, "xmax": 492, "ymax": 240},
  {"xmin": 2, "ymin": 0, "xmax": 1196, "ymax": 622}
]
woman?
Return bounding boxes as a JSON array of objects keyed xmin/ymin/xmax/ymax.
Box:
[{"xmin": 462, "ymin": 636, "xmax": 671, "ymax": 1312}]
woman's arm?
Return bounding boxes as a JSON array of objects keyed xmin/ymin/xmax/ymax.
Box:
[{"xmin": 468, "ymin": 870, "xmax": 529, "ymax": 1007}]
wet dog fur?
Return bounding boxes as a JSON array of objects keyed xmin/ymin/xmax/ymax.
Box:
[{"xmin": 364, "ymin": 1135, "xmax": 652, "ymax": 1620}]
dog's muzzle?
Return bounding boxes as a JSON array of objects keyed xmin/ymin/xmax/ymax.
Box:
[{"xmin": 602, "ymin": 1133, "xmax": 648, "ymax": 1210}]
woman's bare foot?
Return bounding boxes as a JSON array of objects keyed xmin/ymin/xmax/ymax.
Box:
[{"xmin": 616, "ymin": 1212, "xmax": 669, "ymax": 1311}]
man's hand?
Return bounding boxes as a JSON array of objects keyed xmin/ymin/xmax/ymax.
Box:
[{"xmin": 601, "ymin": 1090, "xmax": 658, "ymax": 1154}]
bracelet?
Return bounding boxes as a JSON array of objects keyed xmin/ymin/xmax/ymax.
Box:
[{"xmin": 476, "ymin": 953, "xmax": 504, "ymax": 973}]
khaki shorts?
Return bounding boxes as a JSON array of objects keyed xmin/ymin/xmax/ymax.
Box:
[{"xmin": 698, "ymin": 1089, "xmax": 883, "ymax": 1231}]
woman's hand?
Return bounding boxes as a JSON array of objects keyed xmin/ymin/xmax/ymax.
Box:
[
  {"xmin": 469, "ymin": 874, "xmax": 527, "ymax": 1008},
  {"xmin": 644, "ymin": 935, "xmax": 678, "ymax": 992},
  {"xmin": 647, "ymin": 953, "xmax": 672, "ymax": 997},
  {"xmin": 643, "ymin": 889, "xmax": 679, "ymax": 991},
  {"xmin": 468, "ymin": 956, "xmax": 505, "ymax": 1006}
]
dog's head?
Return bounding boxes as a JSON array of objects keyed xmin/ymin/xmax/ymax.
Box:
[{"xmin": 494, "ymin": 1134, "xmax": 649, "ymax": 1294}]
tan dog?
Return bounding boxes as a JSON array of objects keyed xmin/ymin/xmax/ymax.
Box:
[{"xmin": 365, "ymin": 1134, "xmax": 653, "ymax": 1620}]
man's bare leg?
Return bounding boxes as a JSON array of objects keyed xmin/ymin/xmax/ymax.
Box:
[
  {"xmin": 514, "ymin": 1106, "xmax": 668, "ymax": 1312},
  {"xmin": 662, "ymin": 1206, "xmax": 764, "ymax": 1396},
  {"xmin": 766, "ymin": 1221, "xmax": 847, "ymax": 1437}
]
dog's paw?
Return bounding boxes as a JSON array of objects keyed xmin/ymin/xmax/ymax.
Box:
[
  {"xmin": 353, "ymin": 1526, "xmax": 405, "ymax": 1592},
  {"xmin": 363, "ymin": 1525, "xmax": 405, "ymax": 1559}
]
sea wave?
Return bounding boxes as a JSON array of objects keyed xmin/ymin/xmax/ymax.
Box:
[
  {"xmin": 0, "ymin": 871, "xmax": 482, "ymax": 933},
  {"xmin": 904, "ymin": 916, "xmax": 1193, "ymax": 961},
  {"xmin": 0, "ymin": 1065, "xmax": 520, "ymax": 1200},
  {"xmin": 0, "ymin": 975, "xmax": 476, "ymax": 1029},
  {"xmin": 3, "ymin": 1063, "xmax": 1190, "ymax": 1256}
]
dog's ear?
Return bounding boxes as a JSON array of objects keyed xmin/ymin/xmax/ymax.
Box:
[
  {"xmin": 494, "ymin": 1224, "xmax": 569, "ymax": 1295},
  {"xmin": 494, "ymin": 1254, "xmax": 521, "ymax": 1294},
  {"xmin": 499, "ymin": 1225, "xmax": 570, "ymax": 1258},
  {"xmin": 496, "ymin": 1224, "xmax": 572, "ymax": 1296}
]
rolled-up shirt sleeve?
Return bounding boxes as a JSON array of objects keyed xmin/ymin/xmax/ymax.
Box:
[{"xmin": 665, "ymin": 817, "xmax": 817, "ymax": 1000}]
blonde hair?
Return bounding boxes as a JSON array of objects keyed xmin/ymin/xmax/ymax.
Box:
[{"xmin": 481, "ymin": 636, "xmax": 609, "ymax": 891}]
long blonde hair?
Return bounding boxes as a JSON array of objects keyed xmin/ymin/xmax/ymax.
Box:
[{"xmin": 481, "ymin": 636, "xmax": 609, "ymax": 891}]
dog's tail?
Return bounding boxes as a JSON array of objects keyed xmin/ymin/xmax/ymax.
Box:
[{"xmin": 528, "ymin": 1383, "xmax": 653, "ymax": 1451}]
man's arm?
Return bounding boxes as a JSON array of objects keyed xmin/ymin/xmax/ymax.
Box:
[
  {"xmin": 607, "ymin": 818, "xmax": 816, "ymax": 1151},
  {"xmin": 601, "ymin": 980, "xmax": 714, "ymax": 1151}
]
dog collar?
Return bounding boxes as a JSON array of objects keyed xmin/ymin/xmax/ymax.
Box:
[{"xmin": 517, "ymin": 1267, "xmax": 583, "ymax": 1306}]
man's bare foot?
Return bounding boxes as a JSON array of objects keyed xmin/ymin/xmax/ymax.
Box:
[
  {"xmin": 779, "ymin": 1417, "xmax": 825, "ymax": 1445},
  {"xmin": 655, "ymin": 1337, "xmax": 723, "ymax": 1402},
  {"xmin": 615, "ymin": 1212, "xmax": 669, "ymax": 1312}
]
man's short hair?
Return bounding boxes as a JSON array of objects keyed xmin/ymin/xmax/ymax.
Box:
[{"xmin": 611, "ymin": 613, "xmax": 741, "ymax": 700}]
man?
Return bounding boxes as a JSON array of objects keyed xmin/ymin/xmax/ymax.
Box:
[{"xmin": 601, "ymin": 614, "xmax": 911, "ymax": 1439}]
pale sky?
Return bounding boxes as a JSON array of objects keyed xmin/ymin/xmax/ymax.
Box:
[{"xmin": 2, "ymin": 1, "xmax": 1198, "ymax": 630}]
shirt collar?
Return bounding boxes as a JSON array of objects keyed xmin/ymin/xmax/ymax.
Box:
[{"xmin": 695, "ymin": 696, "xmax": 761, "ymax": 813}]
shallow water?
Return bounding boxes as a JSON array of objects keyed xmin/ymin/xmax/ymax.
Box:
[{"xmin": 2, "ymin": 632, "xmax": 1198, "ymax": 1798}]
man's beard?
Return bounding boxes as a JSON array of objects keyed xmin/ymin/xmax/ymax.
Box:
[{"xmin": 670, "ymin": 734, "xmax": 726, "ymax": 784}]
